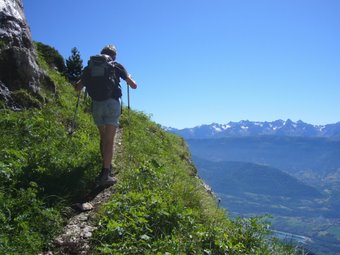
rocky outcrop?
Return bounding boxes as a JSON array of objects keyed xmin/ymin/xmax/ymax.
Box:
[
  {"xmin": 0, "ymin": 80, "xmax": 19, "ymax": 108},
  {"xmin": 0, "ymin": 0, "xmax": 54, "ymax": 108}
]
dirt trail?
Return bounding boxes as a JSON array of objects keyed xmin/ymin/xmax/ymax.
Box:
[{"xmin": 44, "ymin": 128, "xmax": 122, "ymax": 255}]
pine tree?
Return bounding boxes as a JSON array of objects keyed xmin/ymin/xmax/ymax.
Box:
[{"xmin": 65, "ymin": 47, "xmax": 83, "ymax": 84}]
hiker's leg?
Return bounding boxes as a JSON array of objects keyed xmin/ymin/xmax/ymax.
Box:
[
  {"xmin": 98, "ymin": 126, "xmax": 105, "ymax": 161},
  {"xmin": 102, "ymin": 124, "xmax": 117, "ymax": 169},
  {"xmin": 97, "ymin": 125, "xmax": 116, "ymax": 168},
  {"xmin": 100, "ymin": 138, "xmax": 104, "ymax": 159},
  {"xmin": 92, "ymin": 99, "xmax": 118, "ymax": 187},
  {"xmin": 101, "ymin": 99, "xmax": 120, "ymax": 169}
]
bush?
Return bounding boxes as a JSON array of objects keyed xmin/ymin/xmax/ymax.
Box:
[
  {"xmin": 10, "ymin": 89, "xmax": 43, "ymax": 108},
  {"xmin": 0, "ymin": 39, "xmax": 7, "ymax": 50},
  {"xmin": 34, "ymin": 42, "xmax": 66, "ymax": 73}
]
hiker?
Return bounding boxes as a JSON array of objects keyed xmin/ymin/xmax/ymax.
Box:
[{"xmin": 75, "ymin": 45, "xmax": 137, "ymax": 186}]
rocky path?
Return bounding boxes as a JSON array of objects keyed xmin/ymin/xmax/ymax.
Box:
[{"xmin": 44, "ymin": 128, "xmax": 122, "ymax": 255}]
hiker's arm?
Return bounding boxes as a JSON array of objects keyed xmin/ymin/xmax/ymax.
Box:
[
  {"xmin": 74, "ymin": 80, "xmax": 84, "ymax": 91},
  {"xmin": 115, "ymin": 62, "xmax": 137, "ymax": 89},
  {"xmin": 126, "ymin": 75, "xmax": 137, "ymax": 89}
]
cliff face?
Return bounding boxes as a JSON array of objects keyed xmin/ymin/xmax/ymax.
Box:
[{"xmin": 0, "ymin": 0, "xmax": 54, "ymax": 108}]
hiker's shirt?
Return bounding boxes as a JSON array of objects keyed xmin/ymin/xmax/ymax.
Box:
[
  {"xmin": 112, "ymin": 62, "xmax": 128, "ymax": 82},
  {"xmin": 107, "ymin": 61, "xmax": 128, "ymax": 101}
]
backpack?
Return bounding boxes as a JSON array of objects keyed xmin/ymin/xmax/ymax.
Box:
[{"xmin": 82, "ymin": 54, "xmax": 122, "ymax": 101}]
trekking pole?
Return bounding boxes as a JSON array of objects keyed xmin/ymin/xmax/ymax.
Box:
[
  {"xmin": 69, "ymin": 90, "xmax": 81, "ymax": 136},
  {"xmin": 127, "ymin": 82, "xmax": 131, "ymax": 143},
  {"xmin": 127, "ymin": 83, "xmax": 131, "ymax": 116}
]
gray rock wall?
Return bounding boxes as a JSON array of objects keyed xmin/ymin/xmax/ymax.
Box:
[{"xmin": 0, "ymin": 0, "xmax": 54, "ymax": 108}]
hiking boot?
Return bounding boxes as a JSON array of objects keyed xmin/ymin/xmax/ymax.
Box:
[
  {"xmin": 95, "ymin": 168, "xmax": 105, "ymax": 184},
  {"xmin": 96, "ymin": 168, "xmax": 116, "ymax": 187},
  {"xmin": 95, "ymin": 165, "xmax": 115, "ymax": 182}
]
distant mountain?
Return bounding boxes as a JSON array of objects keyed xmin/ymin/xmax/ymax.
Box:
[
  {"xmin": 173, "ymin": 120, "xmax": 340, "ymax": 255},
  {"xmin": 166, "ymin": 120, "xmax": 340, "ymax": 139},
  {"xmin": 192, "ymin": 158, "xmax": 331, "ymax": 218},
  {"xmin": 194, "ymin": 157, "xmax": 322, "ymax": 199},
  {"xmin": 187, "ymin": 136, "xmax": 340, "ymax": 177}
]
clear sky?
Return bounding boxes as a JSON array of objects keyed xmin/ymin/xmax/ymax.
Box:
[{"xmin": 23, "ymin": 0, "xmax": 340, "ymax": 129}]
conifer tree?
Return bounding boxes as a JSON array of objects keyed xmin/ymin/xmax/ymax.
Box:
[{"xmin": 65, "ymin": 47, "xmax": 83, "ymax": 84}]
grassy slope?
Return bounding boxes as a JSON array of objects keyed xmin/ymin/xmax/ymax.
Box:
[
  {"xmin": 0, "ymin": 44, "xmax": 295, "ymax": 254},
  {"xmin": 0, "ymin": 47, "xmax": 101, "ymax": 254},
  {"xmin": 90, "ymin": 110, "xmax": 295, "ymax": 254}
]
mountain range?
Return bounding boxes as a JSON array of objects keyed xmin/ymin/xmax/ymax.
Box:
[
  {"xmin": 167, "ymin": 119, "xmax": 340, "ymax": 254},
  {"xmin": 166, "ymin": 119, "xmax": 340, "ymax": 139},
  {"xmin": 187, "ymin": 136, "xmax": 340, "ymax": 178}
]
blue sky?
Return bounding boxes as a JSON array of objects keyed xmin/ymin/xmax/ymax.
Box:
[{"xmin": 23, "ymin": 0, "xmax": 340, "ymax": 128}]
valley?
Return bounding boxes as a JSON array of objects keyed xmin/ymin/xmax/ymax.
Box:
[
  {"xmin": 192, "ymin": 158, "xmax": 340, "ymax": 255},
  {"xmin": 168, "ymin": 121, "xmax": 340, "ymax": 255}
]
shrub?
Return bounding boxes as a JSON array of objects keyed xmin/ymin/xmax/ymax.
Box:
[
  {"xmin": 10, "ymin": 89, "xmax": 43, "ymax": 108},
  {"xmin": 0, "ymin": 39, "xmax": 7, "ymax": 50},
  {"xmin": 34, "ymin": 42, "xmax": 66, "ymax": 73}
]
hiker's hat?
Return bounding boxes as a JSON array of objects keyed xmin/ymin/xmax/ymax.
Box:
[{"xmin": 101, "ymin": 45, "xmax": 117, "ymax": 58}]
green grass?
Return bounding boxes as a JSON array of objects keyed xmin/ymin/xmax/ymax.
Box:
[
  {"xmin": 0, "ymin": 49, "xmax": 101, "ymax": 254},
  {"xmin": 90, "ymin": 110, "xmax": 296, "ymax": 255}
]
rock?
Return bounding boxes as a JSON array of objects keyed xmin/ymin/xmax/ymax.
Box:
[
  {"xmin": 0, "ymin": 80, "xmax": 11, "ymax": 103},
  {"xmin": 72, "ymin": 202, "xmax": 94, "ymax": 212},
  {"xmin": 0, "ymin": 0, "xmax": 55, "ymax": 108},
  {"xmin": 0, "ymin": 0, "xmax": 32, "ymax": 48}
]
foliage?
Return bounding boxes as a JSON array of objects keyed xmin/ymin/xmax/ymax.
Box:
[
  {"xmin": 0, "ymin": 46, "xmax": 100, "ymax": 253},
  {"xmin": 0, "ymin": 99, "xmax": 5, "ymax": 109},
  {"xmin": 10, "ymin": 89, "xmax": 43, "ymax": 108},
  {"xmin": 0, "ymin": 39, "xmax": 7, "ymax": 50},
  {"xmin": 34, "ymin": 41, "xmax": 66, "ymax": 73},
  {"xmin": 0, "ymin": 183, "xmax": 62, "ymax": 254},
  {"xmin": 91, "ymin": 111, "xmax": 296, "ymax": 254},
  {"xmin": 65, "ymin": 47, "xmax": 83, "ymax": 84}
]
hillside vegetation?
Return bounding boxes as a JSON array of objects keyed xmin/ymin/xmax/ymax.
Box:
[
  {"xmin": 0, "ymin": 43, "xmax": 295, "ymax": 254},
  {"xmin": 0, "ymin": 43, "xmax": 100, "ymax": 254}
]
